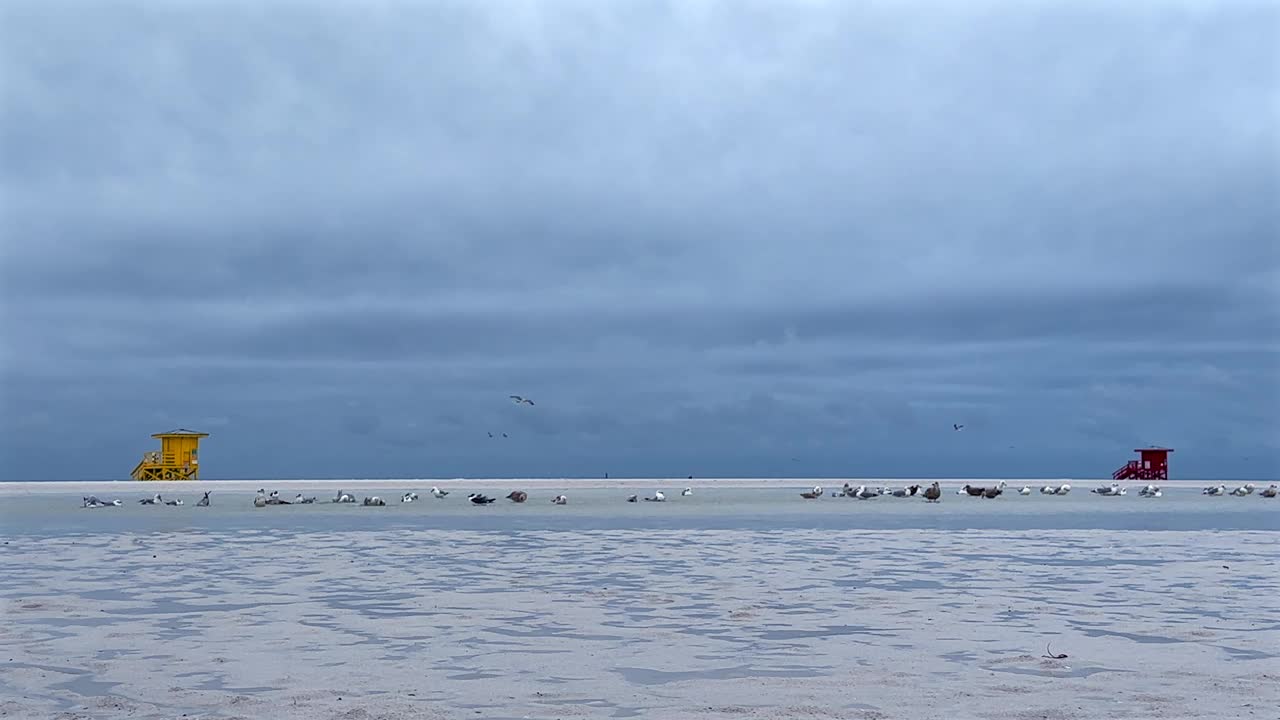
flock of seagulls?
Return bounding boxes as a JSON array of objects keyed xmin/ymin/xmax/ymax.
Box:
[
  {"xmin": 792, "ymin": 480, "xmax": 1279, "ymax": 502},
  {"xmin": 79, "ymin": 482, "xmax": 1280, "ymax": 510}
]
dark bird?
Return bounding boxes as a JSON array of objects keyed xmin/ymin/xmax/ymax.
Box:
[
  {"xmin": 923, "ymin": 482, "xmax": 941, "ymax": 502},
  {"xmin": 196, "ymin": 491, "xmax": 211, "ymax": 507},
  {"xmin": 953, "ymin": 424, "xmax": 964, "ymax": 431},
  {"xmin": 626, "ymin": 494, "xmax": 638, "ymax": 502},
  {"xmin": 502, "ymin": 432, "xmax": 508, "ymax": 438},
  {"xmin": 506, "ymin": 491, "xmax": 527, "ymax": 503},
  {"xmin": 799, "ymin": 485, "xmax": 823, "ymax": 499},
  {"xmin": 509, "ymin": 395, "xmax": 535, "ymax": 405},
  {"xmin": 488, "ymin": 432, "xmax": 493, "ymax": 438},
  {"xmin": 468, "ymin": 493, "xmax": 496, "ymax": 505}
]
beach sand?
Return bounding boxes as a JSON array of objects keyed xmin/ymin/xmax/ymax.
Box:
[
  {"xmin": 2, "ymin": 524, "xmax": 1276, "ymax": 719},
  {"xmin": 0, "ymin": 477, "xmax": 1235, "ymax": 496}
]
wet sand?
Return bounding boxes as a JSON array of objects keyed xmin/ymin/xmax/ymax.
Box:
[{"xmin": 2, "ymin": 523, "xmax": 1277, "ymax": 719}]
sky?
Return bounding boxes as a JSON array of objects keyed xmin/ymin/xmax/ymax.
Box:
[{"xmin": 1, "ymin": 0, "xmax": 1277, "ymax": 481}]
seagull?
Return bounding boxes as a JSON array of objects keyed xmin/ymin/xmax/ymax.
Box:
[
  {"xmin": 681, "ymin": 487, "xmax": 693, "ymax": 496},
  {"xmin": 551, "ymin": 494, "xmax": 568, "ymax": 505},
  {"xmin": 1054, "ymin": 483, "xmax": 1072, "ymax": 495},
  {"xmin": 506, "ymin": 491, "xmax": 528, "ymax": 503},
  {"xmin": 1260, "ymin": 484, "xmax": 1278, "ymax": 498},
  {"xmin": 295, "ymin": 494, "xmax": 318, "ymax": 504},
  {"xmin": 139, "ymin": 493, "xmax": 162, "ymax": 505},
  {"xmin": 953, "ymin": 423, "xmax": 964, "ymax": 431},
  {"xmin": 401, "ymin": 492, "xmax": 419, "ymax": 503},
  {"xmin": 889, "ymin": 485, "xmax": 922, "ymax": 498},
  {"xmin": 1040, "ymin": 485, "xmax": 1057, "ymax": 494},
  {"xmin": 430, "ymin": 486, "xmax": 449, "ymax": 498},
  {"xmin": 1229, "ymin": 483, "xmax": 1256, "ymax": 496},
  {"xmin": 1139, "ymin": 484, "xmax": 1162, "ymax": 497},
  {"xmin": 644, "ymin": 491, "xmax": 666, "ymax": 502},
  {"xmin": 254, "ymin": 489, "xmax": 268, "ymax": 507},
  {"xmin": 1203, "ymin": 484, "xmax": 1226, "ymax": 496},
  {"xmin": 853, "ymin": 485, "xmax": 880, "ymax": 499},
  {"xmin": 468, "ymin": 493, "xmax": 496, "ymax": 505},
  {"xmin": 164, "ymin": 497, "xmax": 183, "ymax": 506},
  {"xmin": 799, "ymin": 486, "xmax": 823, "ymax": 499},
  {"xmin": 509, "ymin": 395, "xmax": 535, "ymax": 406},
  {"xmin": 626, "ymin": 494, "xmax": 638, "ymax": 502},
  {"xmin": 196, "ymin": 491, "xmax": 211, "ymax": 507},
  {"xmin": 923, "ymin": 482, "xmax": 941, "ymax": 502},
  {"xmin": 1018, "ymin": 486, "xmax": 1032, "ymax": 495},
  {"xmin": 362, "ymin": 496, "xmax": 386, "ymax": 506},
  {"xmin": 332, "ymin": 490, "xmax": 356, "ymax": 503}
]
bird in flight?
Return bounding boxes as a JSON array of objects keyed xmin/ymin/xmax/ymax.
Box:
[
  {"xmin": 953, "ymin": 424, "xmax": 964, "ymax": 431},
  {"xmin": 509, "ymin": 395, "xmax": 535, "ymax": 405}
]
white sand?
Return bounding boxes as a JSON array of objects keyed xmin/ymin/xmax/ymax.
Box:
[
  {"xmin": 0, "ymin": 477, "xmax": 1236, "ymax": 496},
  {"xmin": 1, "ymin": 527, "xmax": 1276, "ymax": 719}
]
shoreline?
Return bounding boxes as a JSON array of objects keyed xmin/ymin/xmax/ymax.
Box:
[{"xmin": 0, "ymin": 477, "xmax": 1254, "ymax": 495}]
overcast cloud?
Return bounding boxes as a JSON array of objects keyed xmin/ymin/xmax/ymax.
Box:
[{"xmin": 1, "ymin": 0, "xmax": 1276, "ymax": 481}]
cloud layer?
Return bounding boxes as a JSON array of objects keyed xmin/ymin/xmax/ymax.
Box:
[{"xmin": 1, "ymin": 0, "xmax": 1276, "ymax": 480}]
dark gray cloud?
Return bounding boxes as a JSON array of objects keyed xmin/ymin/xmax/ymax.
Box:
[{"xmin": 1, "ymin": 0, "xmax": 1277, "ymax": 480}]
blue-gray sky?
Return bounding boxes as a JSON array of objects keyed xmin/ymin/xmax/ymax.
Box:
[{"xmin": 1, "ymin": 1, "xmax": 1277, "ymax": 481}]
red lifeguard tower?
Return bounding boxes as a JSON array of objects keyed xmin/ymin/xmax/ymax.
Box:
[{"xmin": 1112, "ymin": 446, "xmax": 1173, "ymax": 481}]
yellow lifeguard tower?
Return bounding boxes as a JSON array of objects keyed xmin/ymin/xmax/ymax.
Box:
[{"xmin": 131, "ymin": 429, "xmax": 208, "ymax": 481}]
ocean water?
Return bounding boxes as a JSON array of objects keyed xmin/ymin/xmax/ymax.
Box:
[{"xmin": 1, "ymin": 484, "xmax": 1276, "ymax": 536}]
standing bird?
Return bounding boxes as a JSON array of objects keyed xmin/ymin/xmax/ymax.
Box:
[
  {"xmin": 430, "ymin": 486, "xmax": 449, "ymax": 498},
  {"xmin": 923, "ymin": 482, "xmax": 942, "ymax": 502},
  {"xmin": 509, "ymin": 395, "xmax": 535, "ymax": 406}
]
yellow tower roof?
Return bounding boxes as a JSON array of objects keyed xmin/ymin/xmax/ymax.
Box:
[{"xmin": 151, "ymin": 428, "xmax": 209, "ymax": 438}]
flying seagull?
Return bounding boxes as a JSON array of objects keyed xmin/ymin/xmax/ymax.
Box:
[
  {"xmin": 953, "ymin": 424, "xmax": 964, "ymax": 431},
  {"xmin": 509, "ymin": 395, "xmax": 535, "ymax": 405}
]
